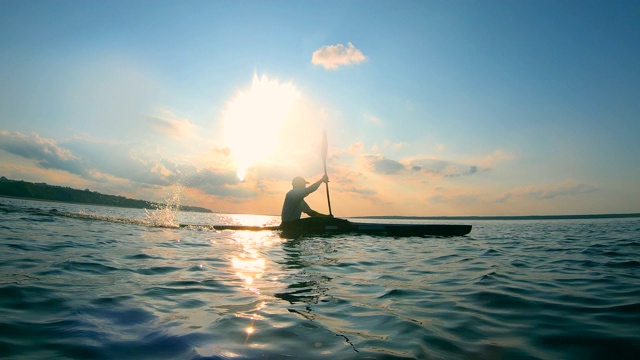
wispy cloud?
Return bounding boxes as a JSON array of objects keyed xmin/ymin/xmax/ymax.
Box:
[
  {"xmin": 337, "ymin": 185, "xmax": 377, "ymax": 196},
  {"xmin": 383, "ymin": 140, "xmax": 409, "ymax": 150},
  {"xmin": 478, "ymin": 149, "xmax": 514, "ymax": 168},
  {"xmin": 349, "ymin": 141, "xmax": 364, "ymax": 154},
  {"xmin": 312, "ymin": 42, "xmax": 367, "ymax": 70},
  {"xmin": 146, "ymin": 112, "xmax": 198, "ymax": 140},
  {"xmin": 428, "ymin": 193, "xmax": 479, "ymax": 205},
  {"xmin": 498, "ymin": 180, "xmax": 598, "ymax": 203}
]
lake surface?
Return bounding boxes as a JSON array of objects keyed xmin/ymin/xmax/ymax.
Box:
[{"xmin": 1, "ymin": 197, "xmax": 639, "ymax": 359}]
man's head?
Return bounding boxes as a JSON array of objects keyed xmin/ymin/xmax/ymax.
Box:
[{"xmin": 292, "ymin": 176, "xmax": 309, "ymax": 188}]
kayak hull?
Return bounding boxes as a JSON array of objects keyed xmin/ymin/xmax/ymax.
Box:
[
  {"xmin": 280, "ymin": 217, "xmax": 471, "ymax": 237},
  {"xmin": 213, "ymin": 217, "xmax": 471, "ymax": 237}
]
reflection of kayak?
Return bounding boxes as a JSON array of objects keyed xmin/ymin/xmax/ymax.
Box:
[{"xmin": 212, "ymin": 217, "xmax": 472, "ymax": 237}]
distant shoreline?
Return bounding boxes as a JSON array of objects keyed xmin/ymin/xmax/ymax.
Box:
[
  {"xmin": 0, "ymin": 177, "xmax": 212, "ymax": 213},
  {"xmin": 0, "ymin": 193, "xmax": 213, "ymax": 214},
  {"xmin": 355, "ymin": 213, "xmax": 640, "ymax": 221}
]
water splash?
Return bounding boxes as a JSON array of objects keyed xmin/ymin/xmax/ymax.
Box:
[
  {"xmin": 33, "ymin": 184, "xmax": 187, "ymax": 229},
  {"xmin": 143, "ymin": 184, "xmax": 184, "ymax": 228}
]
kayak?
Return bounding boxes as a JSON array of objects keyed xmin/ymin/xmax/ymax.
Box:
[{"xmin": 211, "ymin": 217, "xmax": 472, "ymax": 237}]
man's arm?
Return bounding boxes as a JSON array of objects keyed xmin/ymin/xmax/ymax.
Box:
[
  {"xmin": 304, "ymin": 209, "xmax": 331, "ymax": 217},
  {"xmin": 301, "ymin": 175, "xmax": 331, "ymax": 218},
  {"xmin": 304, "ymin": 175, "xmax": 329, "ymax": 195}
]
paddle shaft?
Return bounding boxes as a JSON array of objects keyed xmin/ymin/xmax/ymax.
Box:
[
  {"xmin": 322, "ymin": 131, "xmax": 333, "ymax": 216},
  {"xmin": 323, "ymin": 161, "xmax": 333, "ymax": 216}
]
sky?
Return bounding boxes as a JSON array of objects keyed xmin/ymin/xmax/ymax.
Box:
[{"xmin": 1, "ymin": 0, "xmax": 639, "ymax": 217}]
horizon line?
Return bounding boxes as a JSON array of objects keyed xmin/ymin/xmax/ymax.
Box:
[{"xmin": 352, "ymin": 213, "xmax": 640, "ymax": 221}]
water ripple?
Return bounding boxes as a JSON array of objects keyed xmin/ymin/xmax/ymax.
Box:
[{"xmin": 1, "ymin": 199, "xmax": 640, "ymax": 359}]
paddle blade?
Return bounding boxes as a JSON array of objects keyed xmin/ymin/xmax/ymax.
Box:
[{"xmin": 321, "ymin": 130, "xmax": 328, "ymax": 162}]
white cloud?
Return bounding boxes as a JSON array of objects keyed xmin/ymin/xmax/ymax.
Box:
[
  {"xmin": 146, "ymin": 111, "xmax": 198, "ymax": 140},
  {"xmin": 311, "ymin": 42, "xmax": 367, "ymax": 70},
  {"xmin": 383, "ymin": 140, "xmax": 409, "ymax": 149},
  {"xmin": 349, "ymin": 141, "xmax": 364, "ymax": 154}
]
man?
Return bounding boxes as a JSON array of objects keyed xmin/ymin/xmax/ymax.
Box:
[{"xmin": 281, "ymin": 175, "xmax": 330, "ymax": 223}]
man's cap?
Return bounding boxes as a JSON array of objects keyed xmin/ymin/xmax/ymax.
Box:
[{"xmin": 292, "ymin": 176, "xmax": 309, "ymax": 187}]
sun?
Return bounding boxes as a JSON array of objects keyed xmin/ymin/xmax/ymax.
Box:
[{"xmin": 222, "ymin": 74, "xmax": 300, "ymax": 180}]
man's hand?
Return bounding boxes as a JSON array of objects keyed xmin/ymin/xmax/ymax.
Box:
[{"xmin": 321, "ymin": 174, "xmax": 329, "ymax": 183}]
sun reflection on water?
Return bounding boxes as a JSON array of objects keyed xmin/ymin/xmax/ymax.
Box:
[
  {"xmin": 232, "ymin": 255, "xmax": 266, "ymax": 289},
  {"xmin": 245, "ymin": 326, "xmax": 255, "ymax": 335},
  {"xmin": 223, "ymin": 213, "xmax": 280, "ymax": 228},
  {"xmin": 224, "ymin": 219, "xmax": 283, "ymax": 342}
]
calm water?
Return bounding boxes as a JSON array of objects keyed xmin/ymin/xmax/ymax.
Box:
[{"xmin": 1, "ymin": 198, "xmax": 639, "ymax": 359}]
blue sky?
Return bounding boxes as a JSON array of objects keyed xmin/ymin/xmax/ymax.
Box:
[{"xmin": 1, "ymin": 0, "xmax": 639, "ymax": 216}]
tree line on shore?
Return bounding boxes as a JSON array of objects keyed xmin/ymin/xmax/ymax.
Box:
[{"xmin": 0, "ymin": 177, "xmax": 212, "ymax": 213}]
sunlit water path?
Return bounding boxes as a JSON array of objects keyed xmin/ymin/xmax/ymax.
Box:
[{"xmin": 1, "ymin": 198, "xmax": 639, "ymax": 359}]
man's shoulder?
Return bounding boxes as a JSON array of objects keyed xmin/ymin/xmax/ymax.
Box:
[{"xmin": 286, "ymin": 188, "xmax": 308, "ymax": 197}]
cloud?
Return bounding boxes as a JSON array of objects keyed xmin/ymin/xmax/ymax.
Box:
[
  {"xmin": 383, "ymin": 140, "xmax": 409, "ymax": 150},
  {"xmin": 362, "ymin": 154, "xmax": 480, "ymax": 178},
  {"xmin": 63, "ymin": 138, "xmax": 176, "ymax": 186},
  {"xmin": 349, "ymin": 141, "xmax": 364, "ymax": 154},
  {"xmin": 0, "ymin": 131, "xmax": 90, "ymax": 177},
  {"xmin": 519, "ymin": 181, "xmax": 598, "ymax": 200},
  {"xmin": 495, "ymin": 193, "xmax": 512, "ymax": 204},
  {"xmin": 478, "ymin": 149, "xmax": 514, "ymax": 168},
  {"xmin": 311, "ymin": 42, "xmax": 367, "ymax": 70},
  {"xmin": 428, "ymin": 193, "xmax": 479, "ymax": 205},
  {"xmin": 146, "ymin": 113, "xmax": 197, "ymax": 140},
  {"xmin": 410, "ymin": 158, "xmax": 478, "ymax": 178},
  {"xmin": 363, "ymin": 155, "xmax": 405, "ymax": 174},
  {"xmin": 498, "ymin": 181, "xmax": 598, "ymax": 203},
  {"xmin": 0, "ymin": 131, "xmax": 242, "ymax": 195},
  {"xmin": 179, "ymin": 168, "xmax": 252, "ymax": 198},
  {"xmin": 340, "ymin": 186, "xmax": 377, "ymax": 196}
]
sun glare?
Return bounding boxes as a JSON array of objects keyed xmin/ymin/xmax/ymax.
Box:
[{"xmin": 223, "ymin": 74, "xmax": 300, "ymax": 180}]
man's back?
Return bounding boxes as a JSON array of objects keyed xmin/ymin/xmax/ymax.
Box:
[{"xmin": 281, "ymin": 188, "xmax": 312, "ymax": 222}]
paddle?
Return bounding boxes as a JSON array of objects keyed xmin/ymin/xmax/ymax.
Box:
[{"xmin": 321, "ymin": 131, "xmax": 333, "ymax": 216}]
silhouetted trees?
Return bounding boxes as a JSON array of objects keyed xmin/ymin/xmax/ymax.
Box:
[{"xmin": 0, "ymin": 177, "xmax": 212, "ymax": 213}]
